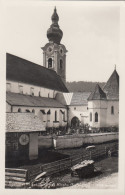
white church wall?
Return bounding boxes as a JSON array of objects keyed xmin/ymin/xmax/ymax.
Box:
[
  {"xmin": 68, "ymin": 105, "xmax": 88, "ymax": 126},
  {"xmin": 6, "ymin": 80, "xmax": 58, "ymax": 98},
  {"xmin": 12, "ymin": 106, "xmax": 67, "ymax": 128},
  {"xmin": 88, "ymin": 100, "xmax": 107, "ymax": 128},
  {"xmin": 6, "ymin": 102, "xmax": 11, "ymax": 112},
  {"xmin": 106, "ymin": 101, "xmax": 119, "ymax": 127}
]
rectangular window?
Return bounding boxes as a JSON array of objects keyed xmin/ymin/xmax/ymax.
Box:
[
  {"xmin": 19, "ymin": 85, "xmax": 23, "ymax": 94},
  {"xmin": 63, "ymin": 111, "xmax": 65, "ymax": 121},
  {"xmin": 55, "ymin": 111, "xmax": 57, "ymax": 121},
  {"xmin": 30, "ymin": 87, "xmax": 34, "ymax": 96},
  {"xmin": 6, "ymin": 83, "xmax": 11, "ymax": 92}
]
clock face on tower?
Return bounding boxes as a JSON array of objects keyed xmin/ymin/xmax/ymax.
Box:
[
  {"xmin": 19, "ymin": 134, "xmax": 29, "ymax": 145},
  {"xmin": 46, "ymin": 46, "xmax": 54, "ymax": 55}
]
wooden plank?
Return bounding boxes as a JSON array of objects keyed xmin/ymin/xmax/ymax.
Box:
[
  {"xmin": 5, "ymin": 168, "xmax": 27, "ymax": 174},
  {"xmin": 5, "ymin": 176, "xmax": 26, "ymax": 182},
  {"xmin": 5, "ymin": 172, "xmax": 26, "ymax": 178},
  {"xmin": 5, "ymin": 168, "xmax": 27, "ymax": 172}
]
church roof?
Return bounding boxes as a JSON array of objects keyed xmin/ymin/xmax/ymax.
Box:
[
  {"xmin": 103, "ymin": 69, "xmax": 119, "ymax": 100},
  {"xmin": 6, "ymin": 53, "xmax": 68, "ymax": 93},
  {"xmin": 6, "ymin": 92, "xmax": 66, "ymax": 108},
  {"xmin": 6, "ymin": 112, "xmax": 45, "ymax": 133},
  {"xmin": 88, "ymin": 84, "xmax": 107, "ymax": 100}
]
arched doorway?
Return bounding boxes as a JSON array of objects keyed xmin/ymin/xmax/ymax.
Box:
[{"xmin": 71, "ymin": 117, "xmax": 80, "ymax": 128}]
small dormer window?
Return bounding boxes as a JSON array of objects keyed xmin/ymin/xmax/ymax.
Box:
[
  {"xmin": 19, "ymin": 85, "xmax": 23, "ymax": 94},
  {"xmin": 48, "ymin": 58, "xmax": 52, "ymax": 68},
  {"xmin": 30, "ymin": 87, "xmax": 34, "ymax": 96},
  {"xmin": 6, "ymin": 83, "xmax": 11, "ymax": 92}
]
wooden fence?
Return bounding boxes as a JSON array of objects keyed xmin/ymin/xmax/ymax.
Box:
[
  {"xmin": 5, "ymin": 142, "xmax": 118, "ymax": 185},
  {"xmin": 27, "ymin": 142, "xmax": 118, "ymax": 180}
]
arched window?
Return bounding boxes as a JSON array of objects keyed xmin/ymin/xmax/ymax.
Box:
[
  {"xmin": 26, "ymin": 109, "xmax": 30, "ymax": 112},
  {"xmin": 111, "ymin": 106, "xmax": 114, "ymax": 115},
  {"xmin": 18, "ymin": 108, "xmax": 21, "ymax": 113},
  {"xmin": 95, "ymin": 112, "xmax": 98, "ymax": 122},
  {"xmin": 32, "ymin": 109, "xmax": 35, "ymax": 113},
  {"xmin": 48, "ymin": 58, "xmax": 52, "ymax": 68},
  {"xmin": 55, "ymin": 111, "xmax": 57, "ymax": 121},
  {"xmin": 48, "ymin": 93, "xmax": 50, "ymax": 98},
  {"xmin": 90, "ymin": 112, "xmax": 92, "ymax": 122},
  {"xmin": 59, "ymin": 59, "xmax": 63, "ymax": 69},
  {"xmin": 39, "ymin": 91, "xmax": 41, "ymax": 97}
]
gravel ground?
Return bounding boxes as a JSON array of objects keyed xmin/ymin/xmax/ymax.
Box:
[{"xmin": 63, "ymin": 173, "xmax": 118, "ymax": 189}]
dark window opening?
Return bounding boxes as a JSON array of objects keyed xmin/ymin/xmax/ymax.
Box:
[
  {"xmin": 90, "ymin": 112, "xmax": 92, "ymax": 122},
  {"xmin": 32, "ymin": 109, "xmax": 35, "ymax": 113},
  {"xmin": 55, "ymin": 111, "xmax": 57, "ymax": 121},
  {"xmin": 26, "ymin": 109, "xmax": 30, "ymax": 112},
  {"xmin": 111, "ymin": 106, "xmax": 114, "ymax": 115},
  {"xmin": 74, "ymin": 107, "xmax": 76, "ymax": 110},
  {"xmin": 59, "ymin": 59, "xmax": 63, "ymax": 69},
  {"xmin": 95, "ymin": 112, "xmax": 98, "ymax": 122},
  {"xmin": 48, "ymin": 58, "xmax": 52, "ymax": 68},
  {"xmin": 18, "ymin": 108, "xmax": 21, "ymax": 113}
]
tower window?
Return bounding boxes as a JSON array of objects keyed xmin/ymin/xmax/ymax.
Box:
[
  {"xmin": 39, "ymin": 91, "xmax": 41, "ymax": 97},
  {"xmin": 74, "ymin": 107, "xmax": 76, "ymax": 110},
  {"xmin": 59, "ymin": 59, "xmax": 63, "ymax": 69},
  {"xmin": 95, "ymin": 112, "xmax": 98, "ymax": 122},
  {"xmin": 111, "ymin": 106, "xmax": 114, "ymax": 115},
  {"xmin": 90, "ymin": 112, "xmax": 92, "ymax": 122},
  {"xmin": 48, "ymin": 58, "xmax": 52, "ymax": 68}
]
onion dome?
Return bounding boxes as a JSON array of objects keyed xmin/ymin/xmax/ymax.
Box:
[{"xmin": 47, "ymin": 7, "xmax": 63, "ymax": 44}]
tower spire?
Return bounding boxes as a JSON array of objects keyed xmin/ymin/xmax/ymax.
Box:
[{"xmin": 47, "ymin": 7, "xmax": 63, "ymax": 44}]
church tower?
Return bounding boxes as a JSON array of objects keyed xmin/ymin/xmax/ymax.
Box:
[{"xmin": 41, "ymin": 7, "xmax": 67, "ymax": 84}]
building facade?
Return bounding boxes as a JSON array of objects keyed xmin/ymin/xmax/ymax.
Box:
[{"xmin": 88, "ymin": 69, "xmax": 119, "ymax": 128}]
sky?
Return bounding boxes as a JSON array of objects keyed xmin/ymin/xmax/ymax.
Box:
[{"xmin": 4, "ymin": 0, "xmax": 120, "ymax": 82}]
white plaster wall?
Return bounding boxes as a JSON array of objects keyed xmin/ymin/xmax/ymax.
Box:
[
  {"xmin": 6, "ymin": 80, "xmax": 58, "ymax": 98},
  {"xmin": 68, "ymin": 105, "xmax": 88, "ymax": 125},
  {"xmin": 12, "ymin": 106, "xmax": 67, "ymax": 128},
  {"xmin": 70, "ymin": 105, "xmax": 88, "ymax": 112},
  {"xmin": 106, "ymin": 101, "xmax": 119, "ymax": 127},
  {"xmin": 88, "ymin": 100, "xmax": 119, "ymax": 128},
  {"xmin": 88, "ymin": 100, "xmax": 107, "ymax": 128},
  {"xmin": 6, "ymin": 102, "xmax": 11, "ymax": 112}
]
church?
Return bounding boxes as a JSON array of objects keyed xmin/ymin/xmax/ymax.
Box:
[{"xmin": 6, "ymin": 7, "xmax": 119, "ymax": 161}]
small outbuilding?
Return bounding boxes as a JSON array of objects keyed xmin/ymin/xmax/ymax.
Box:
[{"xmin": 6, "ymin": 112, "xmax": 45, "ymax": 162}]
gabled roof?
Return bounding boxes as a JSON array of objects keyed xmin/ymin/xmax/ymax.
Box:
[
  {"xmin": 103, "ymin": 69, "xmax": 119, "ymax": 100},
  {"xmin": 6, "ymin": 113, "xmax": 45, "ymax": 133},
  {"xmin": 70, "ymin": 92, "xmax": 91, "ymax": 105},
  {"xmin": 88, "ymin": 84, "xmax": 106, "ymax": 100},
  {"xmin": 6, "ymin": 53, "xmax": 68, "ymax": 93},
  {"xmin": 6, "ymin": 92, "xmax": 66, "ymax": 108},
  {"xmin": 62, "ymin": 92, "xmax": 90, "ymax": 106}
]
